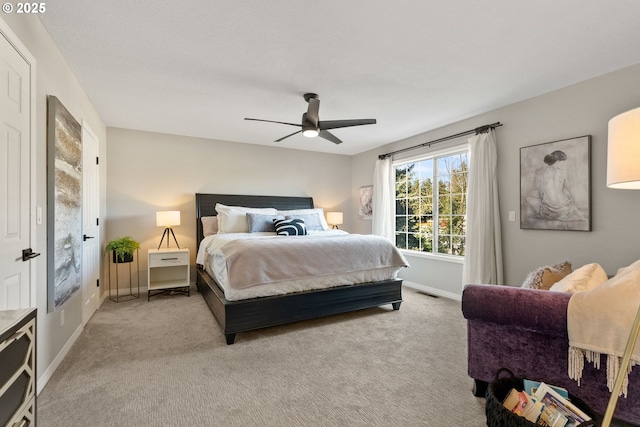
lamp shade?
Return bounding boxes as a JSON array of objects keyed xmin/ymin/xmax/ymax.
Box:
[
  {"xmin": 156, "ymin": 210, "xmax": 180, "ymax": 227},
  {"xmin": 607, "ymin": 107, "xmax": 640, "ymax": 189},
  {"xmin": 326, "ymin": 211, "xmax": 343, "ymax": 226}
]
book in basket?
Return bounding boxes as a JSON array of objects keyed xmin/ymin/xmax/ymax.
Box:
[{"xmin": 533, "ymin": 383, "xmax": 591, "ymax": 427}]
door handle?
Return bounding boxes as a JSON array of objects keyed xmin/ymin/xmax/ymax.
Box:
[
  {"xmin": 83, "ymin": 234, "xmax": 95, "ymax": 241},
  {"xmin": 22, "ymin": 248, "xmax": 41, "ymax": 262}
]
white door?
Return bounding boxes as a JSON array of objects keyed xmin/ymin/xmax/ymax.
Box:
[
  {"xmin": 0, "ymin": 26, "xmax": 36, "ymax": 310},
  {"xmin": 82, "ymin": 122, "xmax": 100, "ymax": 324}
]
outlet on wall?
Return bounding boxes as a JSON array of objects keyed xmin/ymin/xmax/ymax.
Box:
[{"xmin": 508, "ymin": 211, "xmax": 516, "ymax": 222}]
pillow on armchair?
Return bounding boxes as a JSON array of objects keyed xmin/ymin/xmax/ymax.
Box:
[
  {"xmin": 521, "ymin": 260, "xmax": 572, "ymax": 290},
  {"xmin": 550, "ymin": 263, "xmax": 608, "ymax": 293}
]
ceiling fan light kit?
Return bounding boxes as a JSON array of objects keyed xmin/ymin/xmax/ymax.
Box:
[
  {"xmin": 302, "ymin": 128, "xmax": 319, "ymax": 138},
  {"xmin": 245, "ymin": 93, "xmax": 376, "ymax": 145}
]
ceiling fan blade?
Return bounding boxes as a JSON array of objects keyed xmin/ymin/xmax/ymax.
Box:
[
  {"xmin": 306, "ymin": 97, "xmax": 320, "ymax": 125},
  {"xmin": 319, "ymin": 119, "xmax": 376, "ymax": 130},
  {"xmin": 245, "ymin": 118, "xmax": 301, "ymax": 127},
  {"xmin": 275, "ymin": 130, "xmax": 302, "ymax": 142},
  {"xmin": 318, "ymin": 130, "xmax": 342, "ymax": 145}
]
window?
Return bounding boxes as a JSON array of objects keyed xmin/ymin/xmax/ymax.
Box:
[{"xmin": 394, "ymin": 148, "xmax": 468, "ymax": 256}]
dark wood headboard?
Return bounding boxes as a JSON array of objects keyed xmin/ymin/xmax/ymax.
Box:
[{"xmin": 195, "ymin": 193, "xmax": 314, "ymax": 244}]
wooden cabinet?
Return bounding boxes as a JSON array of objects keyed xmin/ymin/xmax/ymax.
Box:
[
  {"xmin": 147, "ymin": 248, "xmax": 190, "ymax": 300},
  {"xmin": 0, "ymin": 308, "xmax": 36, "ymax": 427}
]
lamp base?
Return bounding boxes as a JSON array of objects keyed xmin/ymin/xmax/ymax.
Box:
[
  {"xmin": 157, "ymin": 227, "xmax": 180, "ymax": 250},
  {"xmin": 601, "ymin": 302, "xmax": 640, "ymax": 427}
]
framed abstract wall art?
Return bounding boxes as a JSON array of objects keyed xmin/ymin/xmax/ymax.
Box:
[
  {"xmin": 520, "ymin": 135, "xmax": 590, "ymax": 231},
  {"xmin": 47, "ymin": 96, "xmax": 83, "ymax": 311}
]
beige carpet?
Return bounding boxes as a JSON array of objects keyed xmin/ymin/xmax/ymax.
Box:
[{"xmin": 37, "ymin": 286, "xmax": 486, "ymax": 426}]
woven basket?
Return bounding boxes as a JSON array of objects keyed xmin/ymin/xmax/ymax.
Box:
[{"xmin": 485, "ymin": 368, "xmax": 597, "ymax": 427}]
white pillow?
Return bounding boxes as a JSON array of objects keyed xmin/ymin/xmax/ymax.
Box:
[
  {"xmin": 215, "ymin": 204, "xmax": 277, "ymax": 233},
  {"xmin": 277, "ymin": 208, "xmax": 329, "ymax": 230},
  {"xmin": 549, "ymin": 263, "xmax": 608, "ymax": 293}
]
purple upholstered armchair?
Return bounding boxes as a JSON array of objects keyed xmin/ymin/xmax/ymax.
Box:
[{"xmin": 462, "ymin": 284, "xmax": 640, "ymax": 426}]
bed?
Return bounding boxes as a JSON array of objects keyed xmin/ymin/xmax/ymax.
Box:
[{"xmin": 195, "ymin": 193, "xmax": 407, "ymax": 344}]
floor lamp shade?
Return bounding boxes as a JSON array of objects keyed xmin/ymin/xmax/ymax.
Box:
[
  {"xmin": 602, "ymin": 106, "xmax": 640, "ymax": 427},
  {"xmin": 607, "ymin": 106, "xmax": 640, "ymax": 189}
]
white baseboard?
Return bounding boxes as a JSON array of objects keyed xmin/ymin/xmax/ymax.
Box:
[
  {"xmin": 37, "ymin": 322, "xmax": 84, "ymax": 395},
  {"xmin": 402, "ymin": 281, "xmax": 462, "ymax": 301}
]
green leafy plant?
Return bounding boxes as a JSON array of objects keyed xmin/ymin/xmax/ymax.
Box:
[{"xmin": 105, "ymin": 236, "xmax": 140, "ymax": 263}]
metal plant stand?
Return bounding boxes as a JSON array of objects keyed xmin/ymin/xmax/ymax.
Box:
[{"xmin": 108, "ymin": 249, "xmax": 140, "ymax": 302}]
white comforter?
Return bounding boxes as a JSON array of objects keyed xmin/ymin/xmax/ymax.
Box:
[
  {"xmin": 196, "ymin": 230, "xmax": 408, "ymax": 301},
  {"xmin": 196, "ymin": 229, "xmax": 349, "ymax": 265}
]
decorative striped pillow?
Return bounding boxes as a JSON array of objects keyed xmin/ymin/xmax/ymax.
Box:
[{"xmin": 273, "ymin": 218, "xmax": 307, "ymax": 236}]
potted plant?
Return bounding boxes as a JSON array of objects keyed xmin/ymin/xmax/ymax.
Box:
[{"xmin": 105, "ymin": 236, "xmax": 140, "ymax": 263}]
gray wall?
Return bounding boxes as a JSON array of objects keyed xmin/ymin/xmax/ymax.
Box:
[
  {"xmin": 2, "ymin": 15, "xmax": 107, "ymax": 389},
  {"xmin": 106, "ymin": 128, "xmax": 353, "ymax": 286},
  {"xmin": 351, "ymin": 63, "xmax": 640, "ymax": 298}
]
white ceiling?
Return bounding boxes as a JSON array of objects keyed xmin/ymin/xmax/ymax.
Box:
[{"xmin": 39, "ymin": 1, "xmax": 640, "ymax": 155}]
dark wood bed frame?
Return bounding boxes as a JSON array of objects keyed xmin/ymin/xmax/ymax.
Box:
[{"xmin": 195, "ymin": 193, "xmax": 403, "ymax": 345}]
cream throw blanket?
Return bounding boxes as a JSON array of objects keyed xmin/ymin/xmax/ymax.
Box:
[{"xmin": 567, "ymin": 259, "xmax": 640, "ymax": 397}]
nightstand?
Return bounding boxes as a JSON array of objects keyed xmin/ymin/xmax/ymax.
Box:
[{"xmin": 147, "ymin": 248, "xmax": 190, "ymax": 301}]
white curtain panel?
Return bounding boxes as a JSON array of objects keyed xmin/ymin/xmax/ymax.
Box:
[
  {"xmin": 372, "ymin": 158, "xmax": 394, "ymax": 241},
  {"xmin": 462, "ymin": 129, "xmax": 504, "ymax": 285}
]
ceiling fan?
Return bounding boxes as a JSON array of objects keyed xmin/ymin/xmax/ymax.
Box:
[{"xmin": 245, "ymin": 93, "xmax": 376, "ymax": 145}]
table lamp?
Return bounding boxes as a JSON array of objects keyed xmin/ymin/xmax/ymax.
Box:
[
  {"xmin": 602, "ymin": 106, "xmax": 640, "ymax": 427},
  {"xmin": 156, "ymin": 210, "xmax": 181, "ymax": 249},
  {"xmin": 327, "ymin": 212, "xmax": 343, "ymax": 229}
]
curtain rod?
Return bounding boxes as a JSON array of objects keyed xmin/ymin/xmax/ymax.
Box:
[{"xmin": 378, "ymin": 122, "xmax": 503, "ymax": 160}]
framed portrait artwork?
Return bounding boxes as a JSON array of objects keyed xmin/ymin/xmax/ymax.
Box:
[
  {"xmin": 359, "ymin": 186, "xmax": 373, "ymax": 219},
  {"xmin": 47, "ymin": 96, "xmax": 83, "ymax": 311},
  {"xmin": 520, "ymin": 135, "xmax": 590, "ymax": 231}
]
